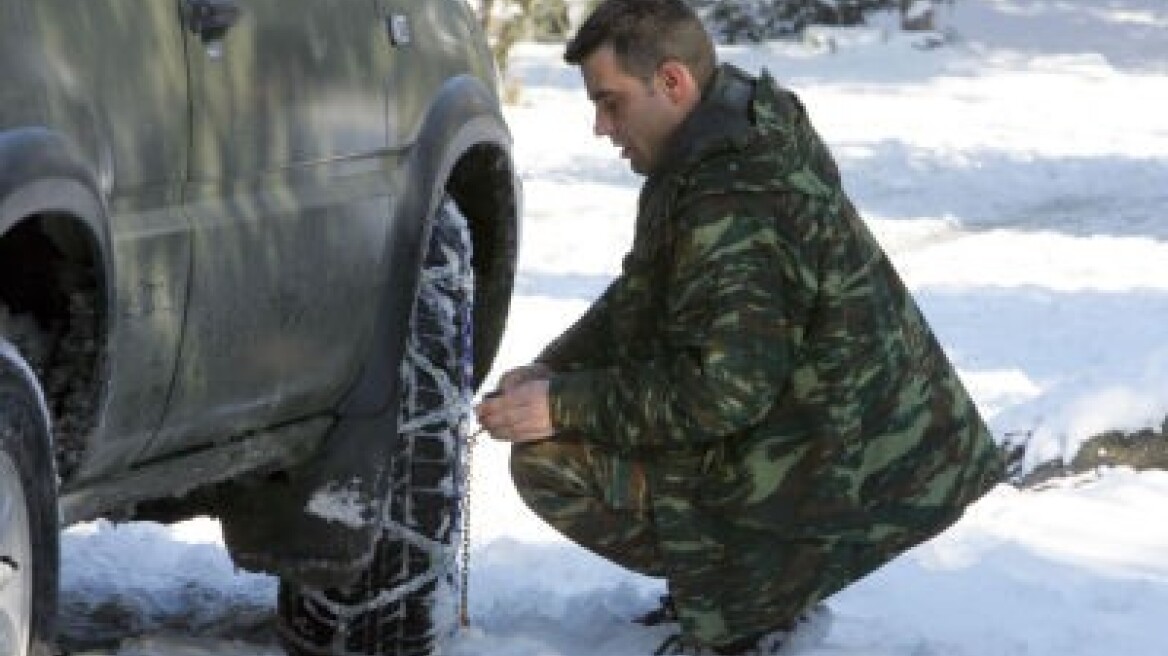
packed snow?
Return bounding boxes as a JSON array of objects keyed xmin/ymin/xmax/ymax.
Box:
[{"xmin": 62, "ymin": 2, "xmax": 1168, "ymax": 655}]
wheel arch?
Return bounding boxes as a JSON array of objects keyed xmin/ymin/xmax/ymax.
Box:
[
  {"xmin": 0, "ymin": 127, "xmax": 110, "ymax": 487},
  {"xmin": 1, "ymin": 128, "xmax": 108, "ymax": 243},
  {"xmin": 343, "ymin": 74, "xmax": 520, "ymax": 415}
]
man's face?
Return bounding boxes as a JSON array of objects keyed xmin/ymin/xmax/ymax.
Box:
[{"xmin": 580, "ymin": 45, "xmax": 688, "ymax": 176}]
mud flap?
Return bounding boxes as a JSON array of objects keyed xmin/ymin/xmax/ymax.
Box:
[{"xmin": 217, "ymin": 409, "xmax": 398, "ymax": 589}]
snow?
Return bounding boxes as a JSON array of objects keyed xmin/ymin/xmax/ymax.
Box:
[
  {"xmin": 305, "ymin": 478, "xmax": 372, "ymax": 529},
  {"xmin": 904, "ymin": 1, "xmax": 933, "ymax": 23},
  {"xmin": 61, "ymin": 2, "xmax": 1168, "ymax": 654}
]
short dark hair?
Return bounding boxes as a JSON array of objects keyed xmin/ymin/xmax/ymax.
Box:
[{"xmin": 565, "ymin": 0, "xmax": 716, "ymax": 89}]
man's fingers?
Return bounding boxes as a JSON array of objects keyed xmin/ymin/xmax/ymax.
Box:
[
  {"xmin": 498, "ymin": 368, "xmax": 530, "ymax": 390},
  {"xmin": 481, "ymin": 410, "xmax": 550, "ymax": 443},
  {"xmin": 473, "ymin": 378, "xmax": 552, "ymax": 443}
]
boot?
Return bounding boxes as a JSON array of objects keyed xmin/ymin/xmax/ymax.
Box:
[
  {"xmin": 634, "ymin": 594, "xmax": 679, "ymax": 626},
  {"xmin": 652, "ymin": 603, "xmax": 833, "ymax": 656}
]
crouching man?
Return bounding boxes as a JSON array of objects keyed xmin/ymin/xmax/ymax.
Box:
[{"xmin": 476, "ymin": 1, "xmax": 1004, "ymax": 653}]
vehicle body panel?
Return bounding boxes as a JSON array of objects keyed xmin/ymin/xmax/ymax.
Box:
[
  {"xmin": 0, "ymin": 1, "xmax": 44, "ymax": 130},
  {"xmin": 0, "ymin": 0, "xmax": 520, "ymax": 585},
  {"xmin": 20, "ymin": 0, "xmax": 192, "ymax": 482},
  {"xmin": 147, "ymin": 0, "xmax": 395, "ymax": 459},
  {"xmin": 381, "ymin": 0, "xmax": 502, "ymax": 146}
]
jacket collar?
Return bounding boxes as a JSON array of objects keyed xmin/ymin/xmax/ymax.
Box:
[{"xmin": 649, "ymin": 63, "xmax": 757, "ymax": 181}]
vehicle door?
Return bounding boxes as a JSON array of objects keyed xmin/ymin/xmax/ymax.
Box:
[
  {"xmin": 145, "ymin": 0, "xmax": 395, "ymax": 459},
  {"xmin": 22, "ymin": 0, "xmax": 192, "ymax": 480}
]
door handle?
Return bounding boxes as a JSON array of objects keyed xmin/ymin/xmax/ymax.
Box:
[{"xmin": 183, "ymin": 0, "xmax": 241, "ymax": 42}]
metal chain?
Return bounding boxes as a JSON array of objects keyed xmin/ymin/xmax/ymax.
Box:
[
  {"xmin": 456, "ymin": 230, "xmax": 477, "ymax": 629},
  {"xmin": 458, "ymin": 427, "xmax": 479, "ymax": 627}
]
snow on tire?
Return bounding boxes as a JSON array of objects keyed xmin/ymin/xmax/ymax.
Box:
[{"xmin": 277, "ymin": 196, "xmax": 474, "ymax": 656}]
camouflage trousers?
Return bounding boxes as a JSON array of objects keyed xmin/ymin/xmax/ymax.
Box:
[{"xmin": 511, "ymin": 438, "xmax": 936, "ymax": 647}]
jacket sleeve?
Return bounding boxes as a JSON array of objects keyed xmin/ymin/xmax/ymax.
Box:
[
  {"xmin": 536, "ymin": 274, "xmax": 622, "ymax": 370},
  {"xmin": 547, "ymin": 194, "xmax": 817, "ymax": 450}
]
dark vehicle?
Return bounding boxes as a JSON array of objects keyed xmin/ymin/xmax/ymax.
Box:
[{"xmin": 0, "ymin": 1, "xmax": 519, "ymax": 655}]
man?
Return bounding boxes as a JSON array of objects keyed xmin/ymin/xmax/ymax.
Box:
[{"xmin": 475, "ymin": 0, "xmax": 1004, "ymax": 653}]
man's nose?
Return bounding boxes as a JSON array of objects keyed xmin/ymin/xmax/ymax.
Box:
[{"xmin": 593, "ymin": 111, "xmax": 611, "ymax": 137}]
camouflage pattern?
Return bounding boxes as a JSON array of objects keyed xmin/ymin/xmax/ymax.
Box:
[{"xmin": 514, "ymin": 64, "xmax": 1004, "ymax": 647}]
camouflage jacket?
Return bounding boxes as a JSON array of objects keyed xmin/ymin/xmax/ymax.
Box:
[{"xmin": 540, "ymin": 63, "xmax": 1002, "ymax": 572}]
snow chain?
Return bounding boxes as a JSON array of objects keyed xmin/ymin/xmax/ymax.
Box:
[
  {"xmin": 459, "ymin": 390, "xmax": 497, "ymax": 627},
  {"xmin": 459, "ymin": 426, "xmax": 478, "ymax": 628},
  {"xmin": 456, "ymin": 219, "xmax": 477, "ymax": 630}
]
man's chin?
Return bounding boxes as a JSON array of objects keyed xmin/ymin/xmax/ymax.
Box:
[{"xmin": 618, "ymin": 148, "xmax": 648, "ymax": 176}]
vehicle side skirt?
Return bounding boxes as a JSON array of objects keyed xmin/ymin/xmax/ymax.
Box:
[{"xmin": 60, "ymin": 416, "xmax": 332, "ymax": 526}]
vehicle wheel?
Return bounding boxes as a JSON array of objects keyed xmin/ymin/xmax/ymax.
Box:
[
  {"xmin": 277, "ymin": 196, "xmax": 474, "ymax": 655},
  {"xmin": 0, "ymin": 339, "xmax": 59, "ymax": 656}
]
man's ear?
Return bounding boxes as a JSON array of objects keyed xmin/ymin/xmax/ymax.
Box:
[{"xmin": 657, "ymin": 59, "xmax": 699, "ymax": 107}]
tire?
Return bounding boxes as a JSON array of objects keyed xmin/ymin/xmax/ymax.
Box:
[
  {"xmin": 277, "ymin": 196, "xmax": 474, "ymax": 656},
  {"xmin": 0, "ymin": 338, "xmax": 59, "ymax": 656}
]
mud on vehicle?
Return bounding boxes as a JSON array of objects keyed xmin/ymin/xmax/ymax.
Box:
[{"xmin": 0, "ymin": 1, "xmax": 519, "ymax": 655}]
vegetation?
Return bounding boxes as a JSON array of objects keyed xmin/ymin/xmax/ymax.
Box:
[{"xmin": 478, "ymin": 1, "xmax": 945, "ymax": 84}]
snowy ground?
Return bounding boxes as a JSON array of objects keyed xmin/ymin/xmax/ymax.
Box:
[{"xmin": 62, "ymin": 2, "xmax": 1168, "ymax": 655}]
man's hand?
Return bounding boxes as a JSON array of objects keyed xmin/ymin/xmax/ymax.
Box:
[
  {"xmin": 497, "ymin": 363, "xmax": 553, "ymax": 391},
  {"xmin": 475, "ymin": 379, "xmax": 554, "ymax": 443}
]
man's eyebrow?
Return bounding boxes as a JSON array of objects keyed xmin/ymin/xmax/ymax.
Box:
[{"xmin": 589, "ymin": 88, "xmax": 616, "ymax": 103}]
